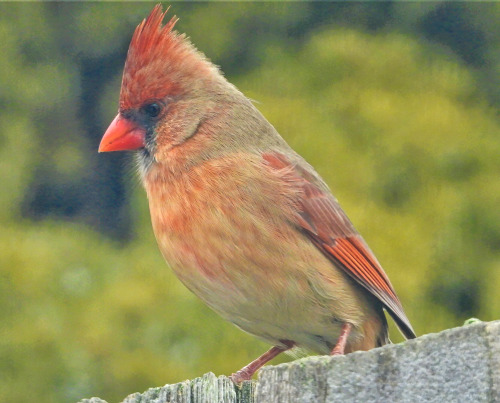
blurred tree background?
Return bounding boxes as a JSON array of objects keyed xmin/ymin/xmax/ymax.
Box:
[{"xmin": 0, "ymin": 2, "xmax": 499, "ymax": 402}]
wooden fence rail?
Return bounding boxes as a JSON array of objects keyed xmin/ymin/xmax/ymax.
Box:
[{"xmin": 80, "ymin": 319, "xmax": 500, "ymax": 403}]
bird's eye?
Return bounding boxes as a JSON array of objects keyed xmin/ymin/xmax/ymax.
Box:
[{"xmin": 142, "ymin": 102, "xmax": 161, "ymax": 118}]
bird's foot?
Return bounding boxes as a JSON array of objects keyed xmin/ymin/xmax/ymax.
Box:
[
  {"xmin": 230, "ymin": 368, "xmax": 253, "ymax": 384},
  {"xmin": 230, "ymin": 341, "xmax": 294, "ymax": 384},
  {"xmin": 330, "ymin": 322, "xmax": 353, "ymax": 355}
]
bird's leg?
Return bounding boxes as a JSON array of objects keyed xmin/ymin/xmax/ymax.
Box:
[
  {"xmin": 330, "ymin": 323, "xmax": 353, "ymax": 355},
  {"xmin": 231, "ymin": 340, "xmax": 294, "ymax": 383}
]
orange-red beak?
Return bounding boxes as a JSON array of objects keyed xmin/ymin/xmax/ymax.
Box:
[{"xmin": 98, "ymin": 114, "xmax": 146, "ymax": 152}]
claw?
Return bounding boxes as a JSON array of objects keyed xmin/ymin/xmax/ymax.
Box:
[{"xmin": 230, "ymin": 341, "xmax": 294, "ymax": 383}]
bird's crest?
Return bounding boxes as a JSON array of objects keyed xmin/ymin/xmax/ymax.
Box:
[{"xmin": 120, "ymin": 4, "xmax": 217, "ymax": 110}]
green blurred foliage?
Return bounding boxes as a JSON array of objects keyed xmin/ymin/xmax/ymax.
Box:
[{"xmin": 0, "ymin": 2, "xmax": 498, "ymax": 402}]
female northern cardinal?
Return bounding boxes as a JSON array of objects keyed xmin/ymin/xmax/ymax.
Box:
[{"xmin": 99, "ymin": 5, "xmax": 416, "ymax": 383}]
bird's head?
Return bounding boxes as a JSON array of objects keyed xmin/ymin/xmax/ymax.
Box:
[{"xmin": 99, "ymin": 5, "xmax": 227, "ymax": 174}]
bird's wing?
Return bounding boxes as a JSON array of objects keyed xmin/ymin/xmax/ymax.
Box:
[{"xmin": 263, "ymin": 152, "xmax": 416, "ymax": 339}]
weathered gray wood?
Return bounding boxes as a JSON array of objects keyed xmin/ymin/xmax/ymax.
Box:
[
  {"xmin": 79, "ymin": 320, "xmax": 500, "ymax": 403},
  {"xmin": 78, "ymin": 373, "xmax": 254, "ymax": 403},
  {"xmin": 256, "ymin": 320, "xmax": 500, "ymax": 403}
]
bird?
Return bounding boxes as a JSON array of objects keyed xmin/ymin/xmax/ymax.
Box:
[{"xmin": 98, "ymin": 5, "xmax": 416, "ymax": 383}]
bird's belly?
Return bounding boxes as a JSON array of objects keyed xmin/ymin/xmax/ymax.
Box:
[
  {"xmin": 156, "ymin": 215, "xmax": 373, "ymax": 353},
  {"xmin": 146, "ymin": 158, "xmax": 380, "ymax": 353}
]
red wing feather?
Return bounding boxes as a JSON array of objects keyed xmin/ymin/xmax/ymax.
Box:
[{"xmin": 263, "ymin": 152, "xmax": 416, "ymax": 339}]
